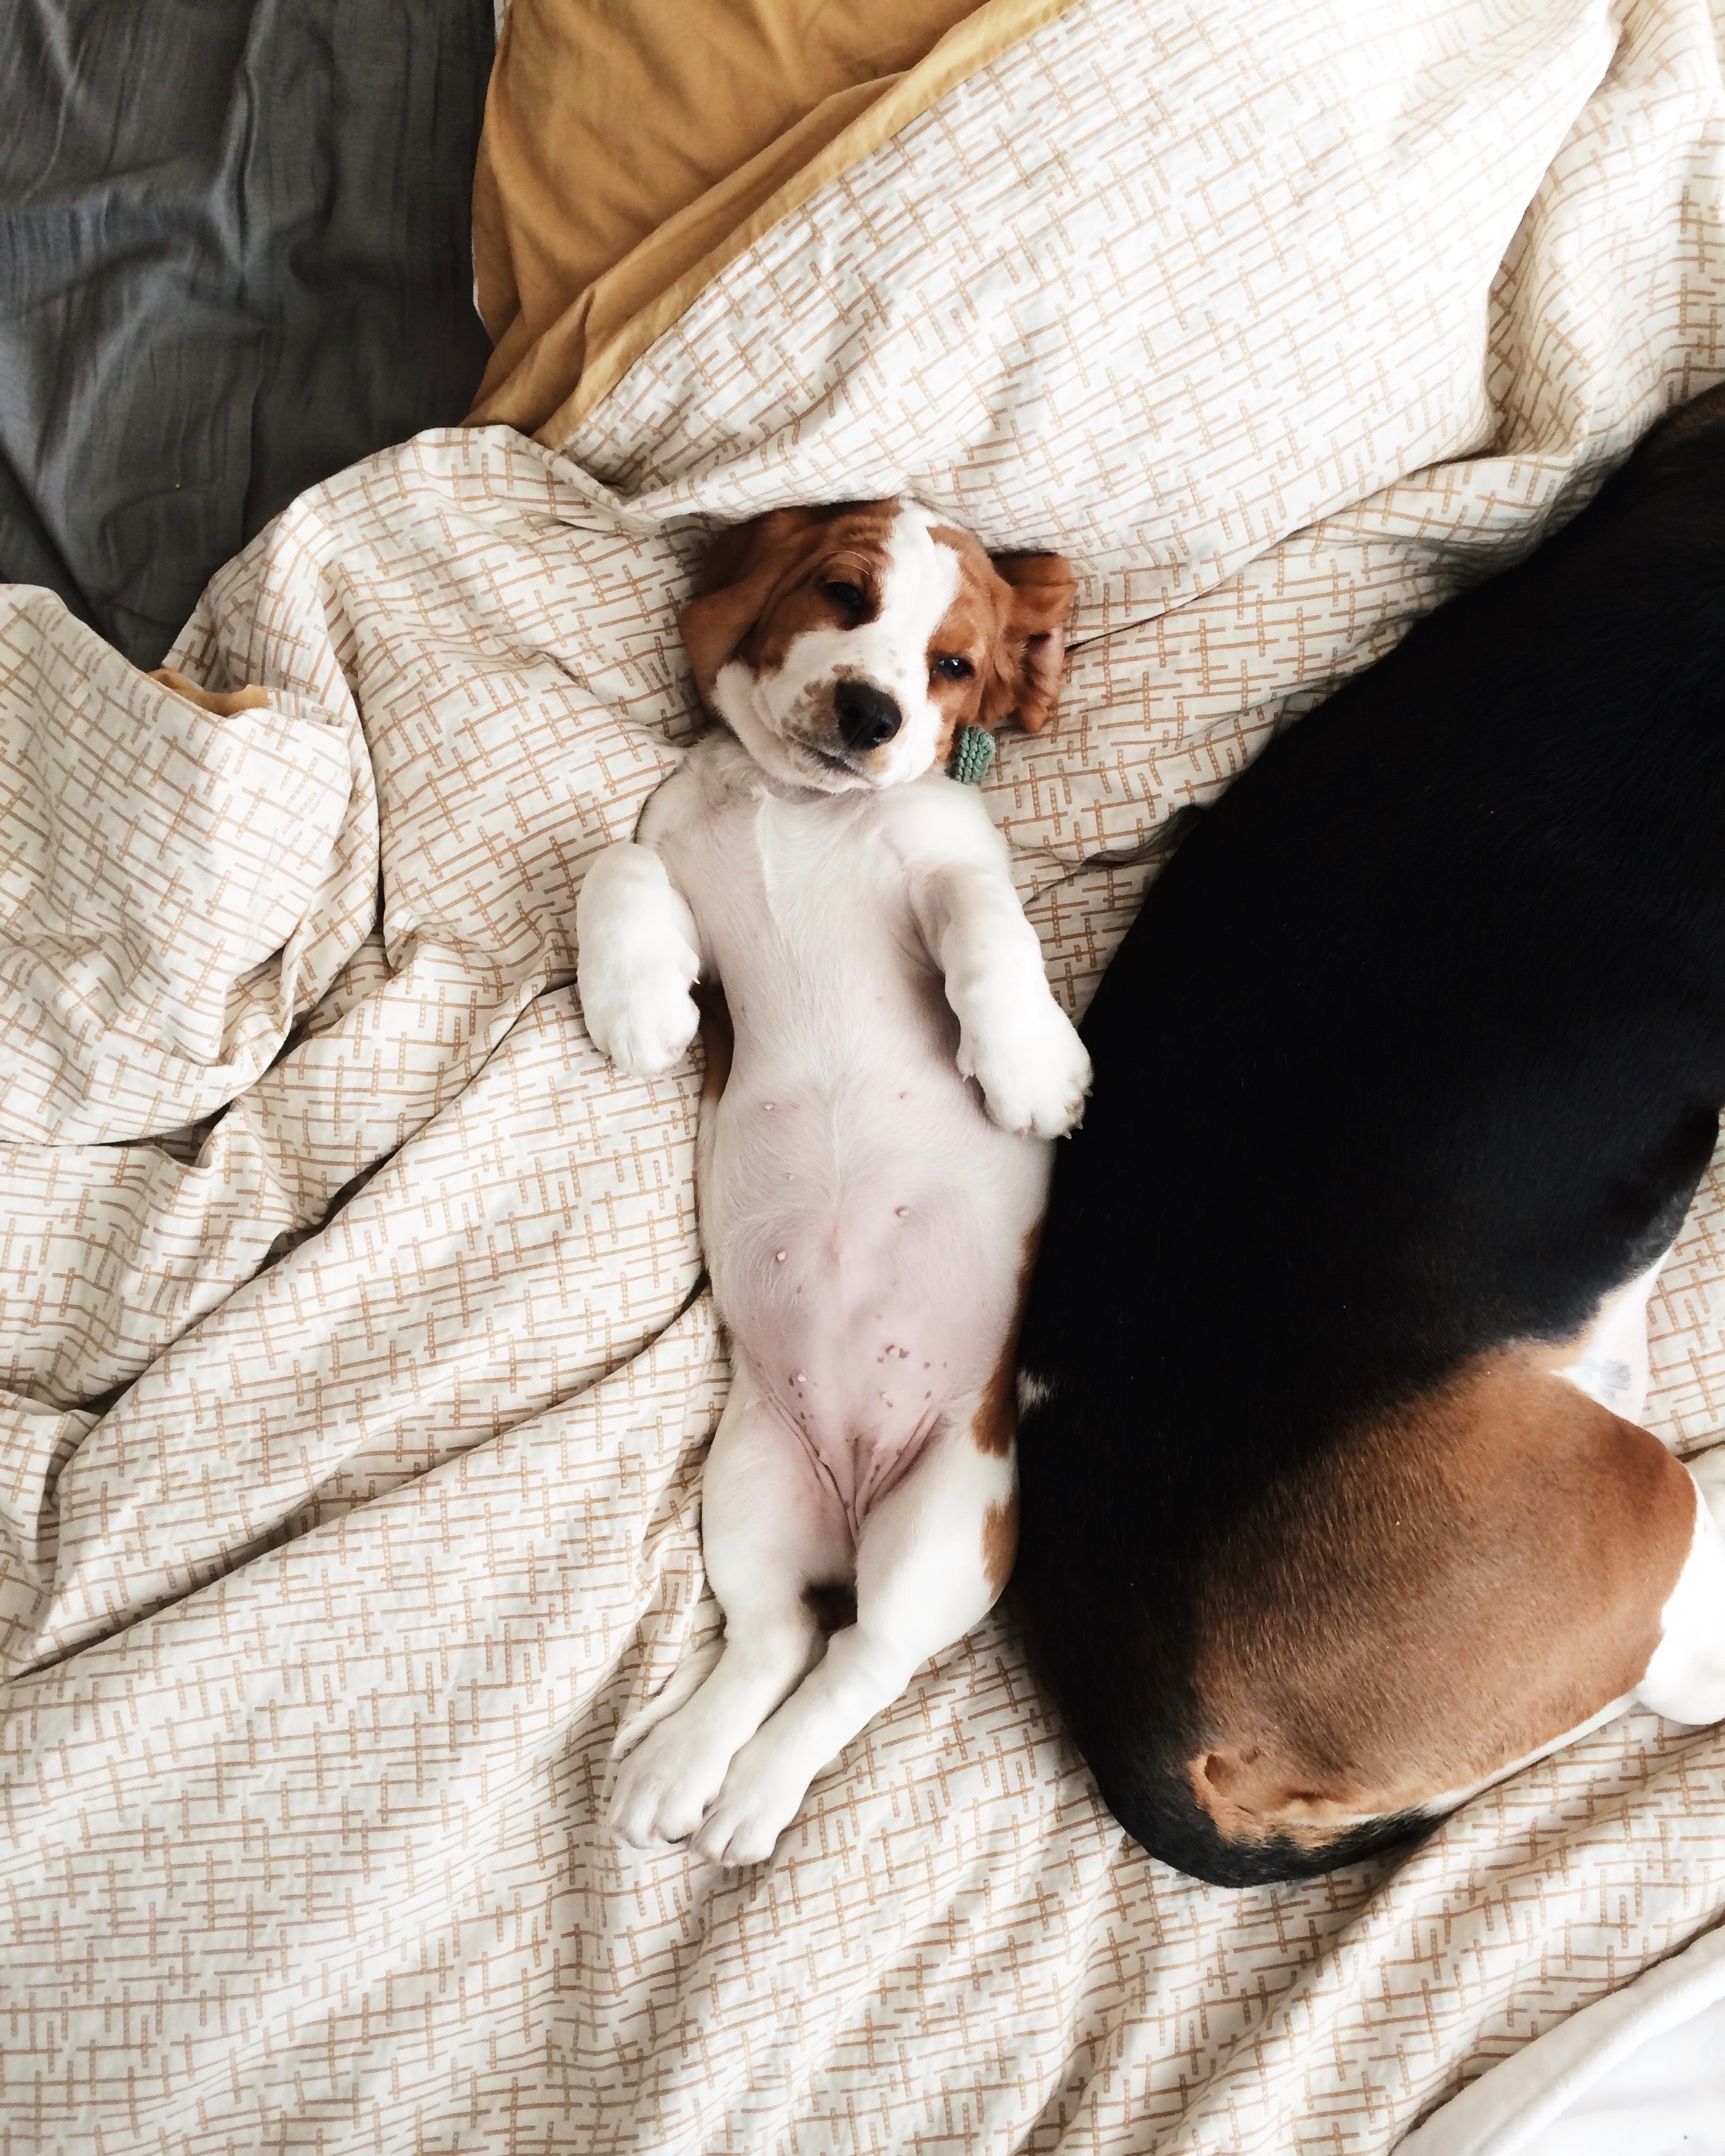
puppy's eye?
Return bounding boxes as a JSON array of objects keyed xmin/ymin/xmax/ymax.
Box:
[
  {"xmin": 932, "ymin": 655, "xmax": 974, "ymax": 681},
  {"xmin": 821, "ymin": 580, "xmax": 865, "ymax": 612}
]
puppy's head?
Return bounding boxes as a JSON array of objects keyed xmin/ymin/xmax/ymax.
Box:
[{"xmin": 679, "ymin": 501, "xmax": 1076, "ymax": 791}]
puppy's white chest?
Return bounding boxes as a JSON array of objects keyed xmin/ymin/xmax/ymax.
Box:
[
  {"xmin": 750, "ymin": 788, "xmax": 901, "ymax": 942},
  {"xmin": 667, "ymin": 753, "xmax": 930, "ymax": 1027}
]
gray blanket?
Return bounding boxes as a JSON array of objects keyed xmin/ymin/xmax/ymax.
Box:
[{"xmin": 0, "ymin": 0, "xmax": 494, "ymax": 667}]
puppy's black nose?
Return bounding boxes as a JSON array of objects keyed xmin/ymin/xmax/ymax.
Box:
[{"xmin": 833, "ymin": 680, "xmax": 902, "ymax": 750}]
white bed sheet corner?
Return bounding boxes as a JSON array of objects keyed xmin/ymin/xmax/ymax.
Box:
[
  {"xmin": 1399, "ymin": 1451, "xmax": 1725, "ymax": 2154},
  {"xmin": 1400, "ymin": 1920, "xmax": 1725, "ymax": 2156}
]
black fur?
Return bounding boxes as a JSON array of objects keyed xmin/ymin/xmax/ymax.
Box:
[{"xmin": 1012, "ymin": 387, "xmax": 1725, "ymax": 1886}]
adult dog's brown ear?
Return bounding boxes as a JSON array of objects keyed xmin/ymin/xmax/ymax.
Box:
[
  {"xmin": 679, "ymin": 508, "xmax": 823, "ymax": 709},
  {"xmin": 981, "ymin": 552, "xmax": 1077, "ymax": 734}
]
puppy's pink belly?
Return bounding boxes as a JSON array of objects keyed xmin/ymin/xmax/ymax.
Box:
[
  {"xmin": 773, "ymin": 1319, "xmax": 959, "ymax": 1511},
  {"xmin": 726, "ymin": 1243, "xmax": 976, "ymax": 1481},
  {"xmin": 712, "ymin": 1208, "xmax": 1008, "ymax": 1525},
  {"xmin": 771, "ymin": 1393, "xmax": 941, "ymax": 1532},
  {"xmin": 702, "ymin": 1080, "xmax": 1041, "ymax": 1523}
]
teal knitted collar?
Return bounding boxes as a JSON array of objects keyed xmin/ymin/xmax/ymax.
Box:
[{"xmin": 948, "ymin": 724, "xmax": 995, "ymax": 785}]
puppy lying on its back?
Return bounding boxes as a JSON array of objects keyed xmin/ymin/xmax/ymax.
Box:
[
  {"xmin": 1013, "ymin": 388, "xmax": 1725, "ymax": 1887},
  {"xmin": 578, "ymin": 502, "xmax": 1084, "ymax": 1865}
]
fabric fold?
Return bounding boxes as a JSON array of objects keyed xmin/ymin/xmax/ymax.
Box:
[
  {"xmin": 467, "ymin": 0, "xmax": 1078, "ymax": 440},
  {"xmin": 0, "ymin": 590, "xmax": 367, "ymax": 1142}
]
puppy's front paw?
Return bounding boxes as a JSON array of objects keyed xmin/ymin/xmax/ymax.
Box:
[
  {"xmin": 581, "ymin": 971, "xmax": 700, "ymax": 1077},
  {"xmin": 574, "ymin": 842, "xmax": 703, "ymax": 1077},
  {"xmin": 959, "ymin": 998, "xmax": 1092, "ymax": 1139}
]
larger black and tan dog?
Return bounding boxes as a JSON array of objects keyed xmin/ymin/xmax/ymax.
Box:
[{"xmin": 1013, "ymin": 386, "xmax": 1725, "ymax": 1886}]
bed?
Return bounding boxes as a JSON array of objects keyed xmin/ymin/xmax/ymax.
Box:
[{"xmin": 2, "ymin": 3, "xmax": 1724, "ymax": 2150}]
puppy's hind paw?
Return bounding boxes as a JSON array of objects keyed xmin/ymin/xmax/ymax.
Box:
[
  {"xmin": 689, "ymin": 1737, "xmax": 817, "ymax": 1869},
  {"xmin": 607, "ymin": 1714, "xmax": 739, "ymax": 1852}
]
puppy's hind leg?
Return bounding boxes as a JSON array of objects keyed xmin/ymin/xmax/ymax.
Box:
[
  {"xmin": 609, "ymin": 1358, "xmax": 849, "ymax": 1851},
  {"xmin": 692, "ymin": 1391, "xmax": 1017, "ymax": 1867}
]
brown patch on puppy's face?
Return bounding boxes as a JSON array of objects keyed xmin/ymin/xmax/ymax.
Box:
[
  {"xmin": 679, "ymin": 503, "xmax": 1076, "ymax": 793},
  {"xmin": 922, "ymin": 528, "xmax": 1076, "ymax": 761},
  {"xmin": 967, "ymin": 543, "xmax": 1079, "ymax": 739}
]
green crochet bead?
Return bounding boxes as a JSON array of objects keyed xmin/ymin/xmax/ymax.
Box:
[{"xmin": 950, "ymin": 724, "xmax": 995, "ymax": 785}]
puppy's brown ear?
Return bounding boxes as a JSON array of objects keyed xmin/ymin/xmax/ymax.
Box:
[
  {"xmin": 980, "ymin": 552, "xmax": 1077, "ymax": 734},
  {"xmin": 679, "ymin": 508, "xmax": 822, "ymax": 708}
]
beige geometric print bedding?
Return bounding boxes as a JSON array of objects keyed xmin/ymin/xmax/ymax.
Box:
[{"xmin": 3, "ymin": 2, "xmax": 1725, "ymax": 2151}]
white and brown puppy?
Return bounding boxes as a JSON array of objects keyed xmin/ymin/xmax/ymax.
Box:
[{"xmin": 576, "ymin": 502, "xmax": 1083, "ymax": 1864}]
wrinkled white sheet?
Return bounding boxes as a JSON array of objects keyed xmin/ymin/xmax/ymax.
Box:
[
  {"xmin": 1534, "ymin": 1992, "xmax": 1725, "ymax": 2156},
  {"xmin": 1404, "ymin": 1921, "xmax": 1725, "ymax": 2155}
]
